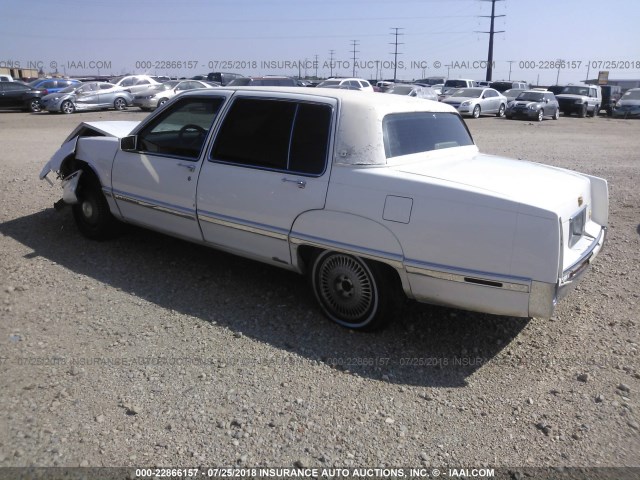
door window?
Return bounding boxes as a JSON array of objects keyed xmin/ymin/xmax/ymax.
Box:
[
  {"xmin": 211, "ymin": 98, "xmax": 331, "ymax": 175},
  {"xmin": 137, "ymin": 97, "xmax": 224, "ymax": 160}
]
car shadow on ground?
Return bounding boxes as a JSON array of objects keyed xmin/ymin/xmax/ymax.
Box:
[{"xmin": 0, "ymin": 209, "xmax": 530, "ymax": 388}]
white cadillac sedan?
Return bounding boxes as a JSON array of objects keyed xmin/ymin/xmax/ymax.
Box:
[{"xmin": 40, "ymin": 88, "xmax": 607, "ymax": 331}]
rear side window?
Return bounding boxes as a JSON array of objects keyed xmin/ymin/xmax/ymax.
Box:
[
  {"xmin": 212, "ymin": 98, "xmax": 331, "ymax": 175},
  {"xmin": 383, "ymin": 112, "xmax": 473, "ymax": 158}
]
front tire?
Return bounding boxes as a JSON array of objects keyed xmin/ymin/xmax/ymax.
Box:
[
  {"xmin": 114, "ymin": 97, "xmax": 127, "ymax": 111},
  {"xmin": 472, "ymin": 105, "xmax": 481, "ymax": 119},
  {"xmin": 579, "ymin": 103, "xmax": 587, "ymax": 118},
  {"xmin": 310, "ymin": 251, "xmax": 398, "ymax": 331},
  {"xmin": 537, "ymin": 109, "xmax": 544, "ymax": 122},
  {"xmin": 61, "ymin": 100, "xmax": 75, "ymax": 114},
  {"xmin": 72, "ymin": 171, "xmax": 119, "ymax": 240}
]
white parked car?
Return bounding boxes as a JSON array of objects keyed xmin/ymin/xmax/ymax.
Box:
[
  {"xmin": 133, "ymin": 79, "xmax": 218, "ymax": 110},
  {"xmin": 316, "ymin": 78, "xmax": 374, "ymax": 92},
  {"xmin": 441, "ymin": 87, "xmax": 508, "ymax": 118},
  {"xmin": 40, "ymin": 88, "xmax": 608, "ymax": 331},
  {"xmin": 111, "ymin": 75, "xmax": 162, "ymax": 94}
]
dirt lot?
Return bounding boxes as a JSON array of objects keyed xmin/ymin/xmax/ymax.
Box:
[{"xmin": 0, "ymin": 108, "xmax": 638, "ymax": 470}]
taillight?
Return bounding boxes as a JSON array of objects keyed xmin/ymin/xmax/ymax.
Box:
[{"xmin": 42, "ymin": 89, "xmax": 48, "ymax": 95}]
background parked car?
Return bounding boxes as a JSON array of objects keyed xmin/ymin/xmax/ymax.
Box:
[
  {"xmin": 316, "ymin": 78, "xmax": 374, "ymax": 92},
  {"xmin": 42, "ymin": 82, "xmax": 133, "ymax": 114},
  {"xmin": 556, "ymin": 84, "xmax": 602, "ymax": 117},
  {"xmin": 441, "ymin": 87, "xmax": 507, "ymax": 118},
  {"xmin": 110, "ymin": 75, "xmax": 162, "ymax": 94},
  {"xmin": 28, "ymin": 78, "xmax": 81, "ymax": 95},
  {"xmin": 0, "ymin": 81, "xmax": 44, "ymax": 112},
  {"xmin": 505, "ymin": 90, "xmax": 559, "ymax": 121},
  {"xmin": 227, "ymin": 76, "xmax": 297, "ymax": 87},
  {"xmin": 385, "ymin": 84, "xmax": 438, "ymax": 101},
  {"xmin": 612, "ymin": 88, "xmax": 640, "ymax": 118},
  {"xmin": 489, "ymin": 80, "xmax": 528, "ymax": 93},
  {"xmin": 206, "ymin": 72, "xmax": 244, "ymax": 86},
  {"xmin": 133, "ymin": 80, "xmax": 218, "ymax": 111},
  {"xmin": 600, "ymin": 85, "xmax": 622, "ymax": 116}
]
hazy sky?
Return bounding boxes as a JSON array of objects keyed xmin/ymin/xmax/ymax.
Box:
[{"xmin": 1, "ymin": 0, "xmax": 639, "ymax": 84}]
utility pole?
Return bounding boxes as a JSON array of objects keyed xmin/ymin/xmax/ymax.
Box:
[
  {"xmin": 507, "ymin": 60, "xmax": 515, "ymax": 80},
  {"xmin": 314, "ymin": 54, "xmax": 319, "ymax": 79},
  {"xmin": 389, "ymin": 27, "xmax": 404, "ymax": 82},
  {"xmin": 329, "ymin": 50, "xmax": 335, "ymax": 77},
  {"xmin": 477, "ymin": 0, "xmax": 505, "ymax": 82},
  {"xmin": 350, "ymin": 40, "xmax": 359, "ymax": 77}
]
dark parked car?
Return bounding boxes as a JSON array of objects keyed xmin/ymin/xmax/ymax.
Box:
[
  {"xmin": 505, "ymin": 90, "xmax": 560, "ymax": 121},
  {"xmin": 0, "ymin": 81, "xmax": 44, "ymax": 112},
  {"xmin": 29, "ymin": 78, "xmax": 81, "ymax": 95},
  {"xmin": 227, "ymin": 76, "xmax": 297, "ymax": 87},
  {"xmin": 600, "ymin": 85, "xmax": 622, "ymax": 116},
  {"xmin": 206, "ymin": 72, "xmax": 244, "ymax": 86}
]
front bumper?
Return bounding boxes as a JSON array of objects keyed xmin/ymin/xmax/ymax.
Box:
[
  {"xmin": 133, "ymin": 97, "xmax": 158, "ymax": 109},
  {"xmin": 507, "ymin": 108, "xmax": 537, "ymax": 119}
]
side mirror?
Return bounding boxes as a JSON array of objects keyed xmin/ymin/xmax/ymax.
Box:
[{"xmin": 120, "ymin": 135, "xmax": 137, "ymax": 151}]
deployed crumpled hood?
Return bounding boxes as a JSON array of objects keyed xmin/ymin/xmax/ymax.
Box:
[
  {"xmin": 64, "ymin": 121, "xmax": 140, "ymax": 141},
  {"xmin": 393, "ymin": 149, "xmax": 590, "ymax": 214}
]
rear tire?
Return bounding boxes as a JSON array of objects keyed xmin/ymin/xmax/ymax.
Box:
[
  {"xmin": 310, "ymin": 251, "xmax": 400, "ymax": 331},
  {"xmin": 114, "ymin": 97, "xmax": 127, "ymax": 111},
  {"xmin": 591, "ymin": 104, "xmax": 599, "ymax": 117},
  {"xmin": 553, "ymin": 109, "xmax": 560, "ymax": 120},
  {"xmin": 29, "ymin": 98, "xmax": 42, "ymax": 112},
  {"xmin": 72, "ymin": 171, "xmax": 120, "ymax": 240},
  {"xmin": 496, "ymin": 104, "xmax": 505, "ymax": 117}
]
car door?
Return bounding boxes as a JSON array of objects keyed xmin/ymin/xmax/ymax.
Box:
[
  {"xmin": 74, "ymin": 83, "xmax": 101, "ymax": 109},
  {"xmin": 111, "ymin": 94, "xmax": 230, "ymax": 240},
  {"xmin": 197, "ymin": 93, "xmax": 335, "ymax": 266},
  {"xmin": 0, "ymin": 83, "xmax": 26, "ymax": 108},
  {"xmin": 482, "ymin": 89, "xmax": 499, "ymax": 113}
]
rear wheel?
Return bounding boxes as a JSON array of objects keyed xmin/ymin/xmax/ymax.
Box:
[
  {"xmin": 114, "ymin": 97, "xmax": 127, "ymax": 111},
  {"xmin": 61, "ymin": 100, "xmax": 75, "ymax": 114},
  {"xmin": 553, "ymin": 108, "xmax": 560, "ymax": 120},
  {"xmin": 310, "ymin": 251, "xmax": 400, "ymax": 331},
  {"xmin": 591, "ymin": 104, "xmax": 599, "ymax": 117},
  {"xmin": 29, "ymin": 98, "xmax": 42, "ymax": 112},
  {"xmin": 496, "ymin": 104, "xmax": 505, "ymax": 117},
  {"xmin": 72, "ymin": 171, "xmax": 120, "ymax": 240}
]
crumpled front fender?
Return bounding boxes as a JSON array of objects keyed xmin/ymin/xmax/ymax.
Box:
[{"xmin": 39, "ymin": 137, "xmax": 78, "ymax": 180}]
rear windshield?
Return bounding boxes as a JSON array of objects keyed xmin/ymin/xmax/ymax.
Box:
[{"xmin": 383, "ymin": 112, "xmax": 474, "ymax": 158}]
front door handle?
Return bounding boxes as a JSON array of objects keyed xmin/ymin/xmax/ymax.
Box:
[
  {"xmin": 178, "ymin": 162, "xmax": 196, "ymax": 172},
  {"xmin": 282, "ymin": 178, "xmax": 306, "ymax": 189}
]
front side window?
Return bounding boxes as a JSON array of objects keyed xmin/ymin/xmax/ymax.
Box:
[
  {"xmin": 383, "ymin": 112, "xmax": 474, "ymax": 158},
  {"xmin": 212, "ymin": 98, "xmax": 331, "ymax": 175},
  {"xmin": 137, "ymin": 97, "xmax": 224, "ymax": 159}
]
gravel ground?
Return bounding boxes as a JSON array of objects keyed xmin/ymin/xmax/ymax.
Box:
[{"xmin": 0, "ymin": 108, "xmax": 638, "ymax": 470}]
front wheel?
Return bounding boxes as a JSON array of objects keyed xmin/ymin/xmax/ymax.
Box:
[
  {"xmin": 579, "ymin": 103, "xmax": 587, "ymax": 118},
  {"xmin": 537, "ymin": 109, "xmax": 544, "ymax": 122},
  {"xmin": 114, "ymin": 97, "xmax": 127, "ymax": 110},
  {"xmin": 472, "ymin": 105, "xmax": 481, "ymax": 119},
  {"xmin": 496, "ymin": 104, "xmax": 505, "ymax": 117},
  {"xmin": 310, "ymin": 251, "xmax": 399, "ymax": 331},
  {"xmin": 72, "ymin": 171, "xmax": 120, "ymax": 240},
  {"xmin": 61, "ymin": 100, "xmax": 75, "ymax": 114}
]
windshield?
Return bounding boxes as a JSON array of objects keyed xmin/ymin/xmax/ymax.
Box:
[
  {"xmin": 516, "ymin": 92, "xmax": 545, "ymax": 102},
  {"xmin": 59, "ymin": 85, "xmax": 78, "ymax": 94},
  {"xmin": 386, "ymin": 86, "xmax": 413, "ymax": 95},
  {"xmin": 450, "ymin": 88, "xmax": 483, "ymax": 98},
  {"xmin": 383, "ymin": 112, "xmax": 474, "ymax": 158},
  {"xmin": 316, "ymin": 80, "xmax": 341, "ymax": 87},
  {"xmin": 622, "ymin": 90, "xmax": 640, "ymax": 100},
  {"xmin": 560, "ymin": 86, "xmax": 590, "ymax": 95}
]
